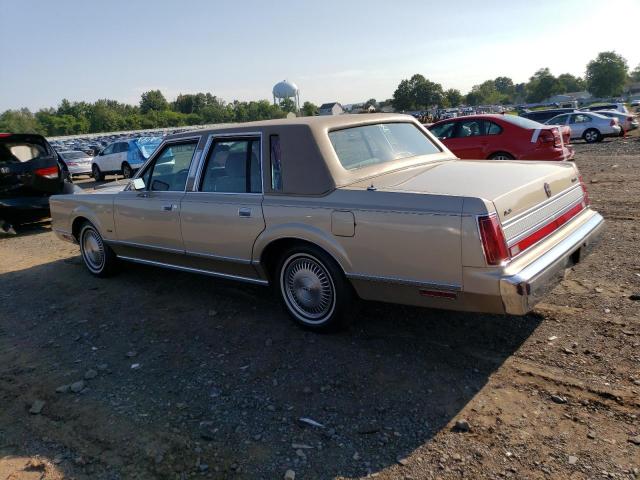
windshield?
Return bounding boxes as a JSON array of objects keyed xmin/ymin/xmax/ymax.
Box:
[
  {"xmin": 60, "ymin": 151, "xmax": 90, "ymax": 160},
  {"xmin": 500, "ymin": 114, "xmax": 545, "ymax": 129},
  {"xmin": 328, "ymin": 123, "xmax": 440, "ymax": 171},
  {"xmin": 134, "ymin": 137, "xmax": 163, "ymax": 159}
]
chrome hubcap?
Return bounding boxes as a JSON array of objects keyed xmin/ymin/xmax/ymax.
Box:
[
  {"xmin": 282, "ymin": 255, "xmax": 334, "ymax": 322},
  {"xmin": 586, "ymin": 131, "xmax": 596, "ymax": 141},
  {"xmin": 82, "ymin": 229, "xmax": 104, "ymax": 271}
]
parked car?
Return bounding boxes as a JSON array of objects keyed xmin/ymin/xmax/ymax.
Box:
[
  {"xmin": 590, "ymin": 110, "xmax": 638, "ymax": 133},
  {"xmin": 58, "ymin": 150, "xmax": 93, "ymax": 177},
  {"xmin": 50, "ymin": 115, "xmax": 603, "ymax": 331},
  {"xmin": 581, "ymin": 103, "xmax": 629, "ymax": 114},
  {"xmin": 1, "ymin": 133, "xmax": 69, "ymax": 230},
  {"xmin": 544, "ymin": 111, "xmax": 621, "ymax": 143},
  {"xmin": 91, "ymin": 137, "xmax": 162, "ymax": 180},
  {"xmin": 520, "ymin": 108, "xmax": 576, "ymax": 123},
  {"xmin": 630, "ymin": 99, "xmax": 640, "ymax": 108},
  {"xmin": 428, "ymin": 114, "xmax": 573, "ymax": 161}
]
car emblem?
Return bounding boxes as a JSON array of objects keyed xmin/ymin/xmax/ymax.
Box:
[{"xmin": 544, "ymin": 182, "xmax": 552, "ymax": 198}]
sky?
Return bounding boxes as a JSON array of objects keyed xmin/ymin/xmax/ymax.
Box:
[{"xmin": 1, "ymin": 0, "xmax": 639, "ymax": 111}]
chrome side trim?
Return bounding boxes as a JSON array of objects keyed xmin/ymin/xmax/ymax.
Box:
[
  {"xmin": 184, "ymin": 250, "xmax": 252, "ymax": 265},
  {"xmin": 117, "ymin": 255, "xmax": 269, "ymax": 285},
  {"xmin": 106, "ymin": 239, "xmax": 184, "ymax": 254},
  {"xmin": 346, "ymin": 273, "xmax": 462, "ymax": 291},
  {"xmin": 502, "ymin": 185, "xmax": 581, "ymax": 230}
]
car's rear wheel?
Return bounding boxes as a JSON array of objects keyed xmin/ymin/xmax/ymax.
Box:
[
  {"xmin": 92, "ymin": 164, "xmax": 104, "ymax": 181},
  {"xmin": 488, "ymin": 152, "xmax": 514, "ymax": 160},
  {"xmin": 122, "ymin": 162, "xmax": 133, "ymax": 179},
  {"xmin": 583, "ymin": 128, "xmax": 601, "ymax": 143},
  {"xmin": 276, "ymin": 245, "xmax": 352, "ymax": 332},
  {"xmin": 79, "ymin": 222, "xmax": 117, "ymax": 277}
]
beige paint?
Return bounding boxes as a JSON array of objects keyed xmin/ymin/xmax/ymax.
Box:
[{"xmin": 50, "ymin": 114, "xmax": 603, "ymax": 316}]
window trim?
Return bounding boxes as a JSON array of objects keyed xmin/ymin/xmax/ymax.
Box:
[
  {"xmin": 192, "ymin": 132, "xmax": 264, "ymax": 195},
  {"xmin": 131, "ymin": 137, "xmax": 200, "ymax": 192}
]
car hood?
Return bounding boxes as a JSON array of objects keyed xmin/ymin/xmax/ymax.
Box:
[{"xmin": 346, "ymin": 159, "xmax": 580, "ymax": 221}]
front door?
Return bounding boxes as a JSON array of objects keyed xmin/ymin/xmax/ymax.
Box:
[
  {"xmin": 180, "ymin": 135, "xmax": 266, "ymax": 279},
  {"xmin": 113, "ymin": 139, "xmax": 199, "ymax": 258}
]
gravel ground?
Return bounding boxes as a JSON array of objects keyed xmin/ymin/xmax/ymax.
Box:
[{"xmin": 1, "ymin": 131, "xmax": 639, "ymax": 480}]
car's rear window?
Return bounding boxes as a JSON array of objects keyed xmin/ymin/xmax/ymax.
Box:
[
  {"xmin": 328, "ymin": 123, "xmax": 440, "ymax": 171},
  {"xmin": 0, "ymin": 138, "xmax": 48, "ymax": 163},
  {"xmin": 500, "ymin": 114, "xmax": 545, "ymax": 129}
]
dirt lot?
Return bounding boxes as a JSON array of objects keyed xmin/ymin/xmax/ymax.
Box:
[{"xmin": 1, "ymin": 134, "xmax": 639, "ymax": 480}]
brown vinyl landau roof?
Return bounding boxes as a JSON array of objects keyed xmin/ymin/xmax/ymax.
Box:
[{"xmin": 169, "ymin": 114, "xmax": 448, "ymax": 196}]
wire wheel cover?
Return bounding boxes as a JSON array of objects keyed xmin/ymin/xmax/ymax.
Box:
[
  {"xmin": 282, "ymin": 255, "xmax": 335, "ymax": 321},
  {"xmin": 82, "ymin": 229, "xmax": 105, "ymax": 271}
]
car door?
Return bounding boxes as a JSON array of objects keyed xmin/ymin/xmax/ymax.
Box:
[
  {"xmin": 180, "ymin": 134, "xmax": 266, "ymax": 280},
  {"xmin": 96, "ymin": 143, "xmax": 115, "ymax": 171},
  {"xmin": 568, "ymin": 113, "xmax": 591, "ymax": 138},
  {"xmin": 445, "ymin": 119, "xmax": 486, "ymax": 159},
  {"xmin": 112, "ymin": 138, "xmax": 199, "ymax": 258}
]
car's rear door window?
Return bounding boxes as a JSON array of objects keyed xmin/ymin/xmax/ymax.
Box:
[
  {"xmin": 430, "ymin": 121, "xmax": 456, "ymax": 139},
  {"xmin": 200, "ymin": 138, "xmax": 261, "ymax": 193},
  {"xmin": 486, "ymin": 122, "xmax": 502, "ymax": 135}
]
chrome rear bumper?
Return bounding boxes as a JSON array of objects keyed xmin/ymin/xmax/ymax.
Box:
[{"xmin": 500, "ymin": 212, "xmax": 604, "ymax": 315}]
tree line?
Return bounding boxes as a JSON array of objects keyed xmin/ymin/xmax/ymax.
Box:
[
  {"xmin": 1, "ymin": 51, "xmax": 638, "ymax": 136},
  {"xmin": 392, "ymin": 51, "xmax": 640, "ymax": 110}
]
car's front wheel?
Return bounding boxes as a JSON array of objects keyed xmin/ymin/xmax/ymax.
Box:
[
  {"xmin": 488, "ymin": 152, "xmax": 514, "ymax": 160},
  {"xmin": 122, "ymin": 162, "xmax": 133, "ymax": 179},
  {"xmin": 79, "ymin": 222, "xmax": 117, "ymax": 277},
  {"xmin": 583, "ymin": 128, "xmax": 601, "ymax": 143},
  {"xmin": 92, "ymin": 164, "xmax": 104, "ymax": 181},
  {"xmin": 276, "ymin": 245, "xmax": 352, "ymax": 332}
]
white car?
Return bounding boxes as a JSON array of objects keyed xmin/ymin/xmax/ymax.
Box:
[
  {"xmin": 58, "ymin": 150, "xmax": 93, "ymax": 177},
  {"xmin": 545, "ymin": 112, "xmax": 621, "ymax": 143},
  {"xmin": 91, "ymin": 137, "xmax": 162, "ymax": 181},
  {"xmin": 581, "ymin": 103, "xmax": 629, "ymax": 114}
]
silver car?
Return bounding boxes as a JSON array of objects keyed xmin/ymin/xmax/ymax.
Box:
[
  {"xmin": 57, "ymin": 150, "xmax": 93, "ymax": 177},
  {"xmin": 591, "ymin": 110, "xmax": 638, "ymax": 133},
  {"xmin": 545, "ymin": 112, "xmax": 621, "ymax": 143}
]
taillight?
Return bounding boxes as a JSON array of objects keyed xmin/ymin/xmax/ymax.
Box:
[
  {"xmin": 34, "ymin": 166, "xmax": 59, "ymax": 179},
  {"xmin": 578, "ymin": 175, "xmax": 590, "ymax": 205},
  {"xmin": 478, "ymin": 214, "xmax": 510, "ymax": 266},
  {"xmin": 538, "ymin": 129, "xmax": 561, "ymax": 147}
]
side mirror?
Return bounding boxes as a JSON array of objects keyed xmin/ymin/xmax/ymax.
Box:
[{"xmin": 131, "ymin": 178, "xmax": 145, "ymax": 191}]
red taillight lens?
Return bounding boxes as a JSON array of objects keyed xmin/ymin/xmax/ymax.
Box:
[
  {"xmin": 34, "ymin": 166, "xmax": 59, "ymax": 179},
  {"xmin": 578, "ymin": 175, "xmax": 590, "ymax": 205},
  {"xmin": 478, "ymin": 214, "xmax": 510, "ymax": 266},
  {"xmin": 538, "ymin": 129, "xmax": 561, "ymax": 147}
]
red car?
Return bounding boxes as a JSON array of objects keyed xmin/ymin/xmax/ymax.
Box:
[{"xmin": 428, "ymin": 114, "xmax": 574, "ymax": 161}]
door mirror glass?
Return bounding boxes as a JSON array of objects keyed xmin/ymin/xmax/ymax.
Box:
[{"xmin": 131, "ymin": 177, "xmax": 145, "ymax": 190}]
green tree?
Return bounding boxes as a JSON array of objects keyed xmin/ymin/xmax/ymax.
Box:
[
  {"xmin": 557, "ymin": 73, "xmax": 586, "ymax": 93},
  {"xmin": 0, "ymin": 108, "xmax": 43, "ymax": 133},
  {"xmin": 585, "ymin": 51, "xmax": 628, "ymax": 97},
  {"xmin": 140, "ymin": 90, "xmax": 169, "ymax": 114},
  {"xmin": 526, "ymin": 68, "xmax": 561, "ymax": 103},
  {"xmin": 279, "ymin": 98, "xmax": 297, "ymax": 113},
  {"xmin": 392, "ymin": 74, "xmax": 444, "ymax": 110},
  {"xmin": 363, "ymin": 98, "xmax": 378, "ymax": 110},
  {"xmin": 302, "ymin": 101, "xmax": 318, "ymax": 116},
  {"xmin": 631, "ymin": 64, "xmax": 640, "ymax": 82},
  {"xmin": 392, "ymin": 78, "xmax": 414, "ymax": 110},
  {"xmin": 494, "ymin": 76, "xmax": 514, "ymax": 96},
  {"xmin": 444, "ymin": 89, "xmax": 463, "ymax": 107}
]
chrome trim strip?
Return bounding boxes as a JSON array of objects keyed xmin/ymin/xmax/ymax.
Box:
[
  {"xmin": 502, "ymin": 184, "xmax": 581, "ymax": 227},
  {"xmin": 117, "ymin": 255, "xmax": 269, "ymax": 285},
  {"xmin": 346, "ymin": 273, "xmax": 462, "ymax": 291},
  {"xmin": 506, "ymin": 198, "xmax": 585, "ymax": 248},
  {"xmin": 184, "ymin": 250, "xmax": 252, "ymax": 265},
  {"xmin": 105, "ymin": 239, "xmax": 184, "ymax": 254}
]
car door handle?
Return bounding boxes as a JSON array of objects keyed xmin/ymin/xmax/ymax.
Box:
[
  {"xmin": 238, "ymin": 207, "xmax": 251, "ymax": 217},
  {"xmin": 137, "ymin": 192, "xmax": 150, "ymax": 198},
  {"xmin": 162, "ymin": 204, "xmax": 177, "ymax": 211}
]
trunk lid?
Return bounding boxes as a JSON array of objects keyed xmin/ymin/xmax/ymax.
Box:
[{"xmin": 347, "ymin": 159, "xmax": 580, "ymax": 222}]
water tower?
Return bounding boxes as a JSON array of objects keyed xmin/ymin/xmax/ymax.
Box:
[{"xmin": 273, "ymin": 80, "xmax": 300, "ymax": 112}]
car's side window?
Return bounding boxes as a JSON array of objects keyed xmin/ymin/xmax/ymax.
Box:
[
  {"xmin": 456, "ymin": 120, "xmax": 483, "ymax": 137},
  {"xmin": 270, "ymin": 135, "xmax": 283, "ymax": 192},
  {"xmin": 571, "ymin": 114, "xmax": 591, "ymax": 124},
  {"xmin": 200, "ymin": 138, "xmax": 261, "ymax": 194},
  {"xmin": 431, "ymin": 122, "xmax": 456, "ymax": 139},
  {"xmin": 102, "ymin": 144, "xmax": 114, "ymax": 155},
  {"xmin": 121, "ymin": 142, "xmax": 130, "ymax": 152},
  {"xmin": 143, "ymin": 141, "xmax": 197, "ymax": 192},
  {"xmin": 486, "ymin": 122, "xmax": 502, "ymax": 135}
]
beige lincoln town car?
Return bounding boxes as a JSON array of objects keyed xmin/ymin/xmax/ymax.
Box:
[{"xmin": 50, "ymin": 114, "xmax": 604, "ymax": 331}]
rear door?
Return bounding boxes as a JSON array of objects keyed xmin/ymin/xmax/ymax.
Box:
[
  {"xmin": 444, "ymin": 119, "xmax": 486, "ymax": 159},
  {"xmin": 180, "ymin": 134, "xmax": 265, "ymax": 279},
  {"xmin": 96, "ymin": 143, "xmax": 115, "ymax": 171},
  {"xmin": 568, "ymin": 113, "xmax": 592, "ymax": 138}
]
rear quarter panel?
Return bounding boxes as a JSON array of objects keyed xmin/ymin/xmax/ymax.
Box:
[{"xmin": 50, "ymin": 193, "xmax": 116, "ymax": 240}]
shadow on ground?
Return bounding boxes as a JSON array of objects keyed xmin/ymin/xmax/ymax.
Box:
[{"xmin": 0, "ymin": 257, "xmax": 541, "ymax": 479}]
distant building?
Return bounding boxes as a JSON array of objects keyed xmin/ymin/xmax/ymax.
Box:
[
  {"xmin": 318, "ymin": 102, "xmax": 344, "ymax": 116},
  {"xmin": 625, "ymin": 82, "xmax": 640, "ymax": 99}
]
